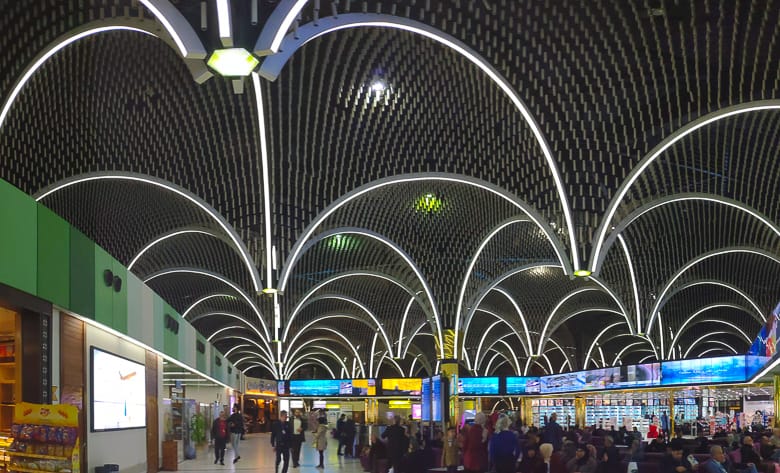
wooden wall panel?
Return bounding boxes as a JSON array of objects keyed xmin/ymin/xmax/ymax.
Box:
[
  {"xmin": 146, "ymin": 350, "xmax": 159, "ymax": 473},
  {"xmin": 60, "ymin": 313, "xmax": 85, "ymax": 473}
]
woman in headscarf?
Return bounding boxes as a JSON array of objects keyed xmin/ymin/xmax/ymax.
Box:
[
  {"xmin": 489, "ymin": 415, "xmax": 519, "ymax": 473},
  {"xmin": 314, "ymin": 417, "xmax": 329, "ymax": 469},
  {"xmin": 463, "ymin": 412, "xmax": 490, "ymax": 473},
  {"xmin": 566, "ymin": 444, "xmax": 597, "ymax": 473}
]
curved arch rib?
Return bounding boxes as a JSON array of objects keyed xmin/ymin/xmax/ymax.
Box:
[
  {"xmin": 36, "ymin": 172, "xmax": 262, "ymax": 292},
  {"xmin": 258, "ymin": 15, "xmax": 577, "ymax": 272},
  {"xmin": 128, "ymin": 228, "xmax": 225, "ymax": 270},
  {"xmin": 286, "ymin": 347, "xmax": 349, "ymax": 378},
  {"xmin": 682, "ymin": 334, "xmax": 740, "ymax": 358},
  {"xmin": 657, "ymin": 280, "xmax": 764, "ymax": 323},
  {"xmin": 182, "ymin": 293, "xmax": 235, "ymax": 318},
  {"xmin": 591, "ymin": 101, "xmax": 780, "ymax": 272},
  {"xmin": 463, "ymin": 308, "xmax": 529, "ymax": 371},
  {"xmin": 285, "ymin": 358, "xmax": 338, "ymax": 380},
  {"xmin": 583, "ymin": 322, "xmax": 627, "ymax": 369},
  {"xmin": 646, "ymin": 247, "xmax": 780, "ymax": 334},
  {"xmin": 282, "ymin": 227, "xmax": 442, "ymax": 358},
  {"xmin": 284, "ymin": 313, "xmax": 386, "ymax": 364},
  {"xmin": 284, "ymin": 328, "xmax": 366, "ymax": 377},
  {"xmin": 667, "ymin": 304, "xmax": 755, "ymax": 358},
  {"xmin": 536, "ymin": 288, "xmax": 602, "ymax": 355},
  {"xmin": 143, "ymin": 268, "xmax": 269, "ymax": 339}
]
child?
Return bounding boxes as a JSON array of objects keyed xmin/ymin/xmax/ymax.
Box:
[{"xmin": 442, "ymin": 427, "xmax": 460, "ymax": 473}]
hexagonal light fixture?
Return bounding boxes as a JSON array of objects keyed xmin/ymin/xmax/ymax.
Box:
[{"xmin": 207, "ymin": 48, "xmax": 259, "ymax": 77}]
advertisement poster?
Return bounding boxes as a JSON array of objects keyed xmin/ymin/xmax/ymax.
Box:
[
  {"xmin": 288, "ymin": 379, "xmax": 342, "ymax": 397},
  {"xmin": 91, "ymin": 347, "xmax": 146, "ymax": 430},
  {"xmin": 457, "ymin": 377, "xmax": 499, "ymax": 396},
  {"xmin": 661, "ymin": 356, "xmax": 748, "ymax": 385},
  {"xmin": 505, "ymin": 377, "xmax": 541, "ymax": 395},
  {"xmin": 381, "ymin": 378, "xmax": 422, "ymax": 396}
]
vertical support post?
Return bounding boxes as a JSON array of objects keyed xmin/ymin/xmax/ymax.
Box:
[
  {"xmin": 668, "ymin": 391, "xmax": 675, "ymax": 435},
  {"xmin": 575, "ymin": 397, "xmax": 586, "ymax": 429},
  {"xmin": 774, "ymin": 376, "xmax": 780, "ymax": 428},
  {"xmin": 441, "ymin": 360, "xmax": 458, "ymax": 429}
]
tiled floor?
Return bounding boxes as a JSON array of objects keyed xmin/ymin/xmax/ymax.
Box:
[{"xmin": 177, "ymin": 434, "xmax": 365, "ymax": 472}]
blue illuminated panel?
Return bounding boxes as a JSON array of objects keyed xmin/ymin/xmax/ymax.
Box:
[
  {"xmin": 505, "ymin": 377, "xmax": 540, "ymax": 395},
  {"xmin": 421, "ymin": 378, "xmax": 431, "ymax": 421},
  {"xmin": 457, "ymin": 377, "xmax": 499, "ymax": 396},
  {"xmin": 288, "ymin": 379, "xmax": 342, "ymax": 397},
  {"xmin": 431, "ymin": 375, "xmax": 442, "ymax": 422},
  {"xmin": 661, "ymin": 356, "xmax": 748, "ymax": 385}
]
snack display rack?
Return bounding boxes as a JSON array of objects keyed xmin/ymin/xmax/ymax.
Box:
[{"xmin": 7, "ymin": 403, "xmax": 79, "ymax": 473}]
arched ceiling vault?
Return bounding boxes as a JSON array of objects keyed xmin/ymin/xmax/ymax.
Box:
[{"xmin": 1, "ymin": 0, "xmax": 779, "ymax": 375}]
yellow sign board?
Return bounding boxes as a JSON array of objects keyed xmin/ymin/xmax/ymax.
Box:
[
  {"xmin": 352, "ymin": 379, "xmax": 376, "ymax": 396},
  {"xmin": 381, "ymin": 378, "xmax": 422, "ymax": 394},
  {"xmin": 15, "ymin": 402, "xmax": 79, "ymax": 427}
]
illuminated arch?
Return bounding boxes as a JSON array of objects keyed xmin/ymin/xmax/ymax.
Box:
[
  {"xmin": 537, "ymin": 288, "xmax": 605, "ymax": 354},
  {"xmin": 143, "ymin": 267, "xmax": 269, "ymax": 339},
  {"xmin": 182, "ymin": 293, "xmax": 236, "ymax": 318},
  {"xmin": 468, "ymin": 309, "xmax": 529, "ymax": 371},
  {"xmin": 597, "ymin": 194, "xmax": 780, "ymax": 273},
  {"xmin": 209, "ymin": 334, "xmax": 279, "ymax": 378},
  {"xmin": 285, "ymin": 358, "xmax": 338, "ymax": 379},
  {"xmin": 539, "ymin": 307, "xmax": 625, "ymax": 355},
  {"xmin": 611, "ymin": 342, "xmax": 647, "ymax": 366},
  {"xmin": 583, "ymin": 322, "xmax": 629, "ymax": 369},
  {"xmin": 455, "ymin": 218, "xmax": 531, "ymax": 331},
  {"xmin": 284, "ymin": 329, "xmax": 366, "ymax": 377},
  {"xmin": 286, "ymin": 346, "xmax": 350, "ymax": 378},
  {"xmin": 256, "ymin": 14, "xmax": 577, "ymax": 273},
  {"xmin": 646, "ymin": 247, "xmax": 780, "ymax": 334},
  {"xmin": 282, "ymin": 226, "xmax": 442, "ymax": 357},
  {"xmin": 188, "ymin": 312, "xmax": 272, "ymax": 360},
  {"xmin": 461, "ymin": 264, "xmax": 562, "ymax": 359},
  {"xmin": 36, "ymin": 172, "xmax": 262, "ymax": 292},
  {"xmin": 667, "ymin": 304, "xmax": 755, "ymax": 358},
  {"xmin": 284, "ymin": 313, "xmax": 389, "ymax": 362},
  {"xmin": 682, "ymin": 334, "xmax": 742, "ymax": 358},
  {"xmin": 591, "ymin": 100, "xmax": 780, "ymax": 272},
  {"xmin": 128, "ymin": 227, "xmax": 229, "ymax": 270},
  {"xmin": 284, "ymin": 295, "xmax": 393, "ymax": 355},
  {"xmin": 282, "ymin": 271, "xmax": 425, "ymax": 340},
  {"xmin": 657, "ymin": 280, "xmax": 764, "ymax": 322}
]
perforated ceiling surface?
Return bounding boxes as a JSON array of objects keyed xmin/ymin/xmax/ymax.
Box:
[{"xmin": 1, "ymin": 0, "xmax": 779, "ymax": 380}]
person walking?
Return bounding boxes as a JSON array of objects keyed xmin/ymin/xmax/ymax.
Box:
[
  {"xmin": 291, "ymin": 410, "xmax": 307, "ymax": 468},
  {"xmin": 337, "ymin": 414, "xmax": 347, "ymax": 456},
  {"xmin": 542, "ymin": 413, "xmax": 563, "ymax": 452},
  {"xmin": 442, "ymin": 427, "xmax": 460, "ymax": 473},
  {"xmin": 272, "ymin": 410, "xmax": 293, "ymax": 473},
  {"xmin": 463, "ymin": 413, "xmax": 489, "ymax": 473},
  {"xmin": 490, "ymin": 415, "xmax": 519, "ymax": 473},
  {"xmin": 314, "ymin": 417, "xmax": 329, "ymax": 469},
  {"xmin": 211, "ymin": 410, "xmax": 230, "ymax": 465},
  {"xmin": 344, "ymin": 416, "xmax": 357, "ymax": 457},
  {"xmin": 228, "ymin": 404, "xmax": 245, "ymax": 464},
  {"xmin": 383, "ymin": 416, "xmax": 409, "ymax": 473}
]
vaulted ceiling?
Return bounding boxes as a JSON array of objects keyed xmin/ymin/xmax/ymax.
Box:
[{"xmin": 1, "ymin": 0, "xmax": 779, "ymax": 380}]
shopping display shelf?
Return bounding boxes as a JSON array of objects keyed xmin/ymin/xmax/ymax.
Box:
[
  {"xmin": 9, "ymin": 466, "xmax": 67, "ymax": 473},
  {"xmin": 7, "ymin": 452, "xmax": 69, "ymax": 461}
]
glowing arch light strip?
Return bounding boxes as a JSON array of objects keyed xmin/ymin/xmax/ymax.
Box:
[
  {"xmin": 143, "ymin": 268, "xmax": 269, "ymax": 339},
  {"xmin": 283, "ymin": 271, "xmax": 419, "ymax": 342},
  {"xmin": 612, "ymin": 342, "xmax": 646, "ymax": 366},
  {"xmin": 455, "ymin": 219, "xmax": 529, "ymax": 334},
  {"xmin": 285, "ymin": 328, "xmax": 366, "ymax": 377},
  {"xmin": 667, "ymin": 304, "xmax": 754, "ymax": 358},
  {"xmin": 536, "ymin": 288, "xmax": 600, "ymax": 355},
  {"xmin": 284, "ymin": 313, "xmax": 386, "ymax": 363},
  {"xmin": 283, "ymin": 227, "xmax": 443, "ymax": 358},
  {"xmin": 490, "ymin": 288, "xmax": 533, "ymax": 358},
  {"xmin": 617, "ymin": 234, "xmax": 642, "ymax": 331},
  {"xmin": 139, "ymin": 0, "xmax": 207, "ymax": 58},
  {"xmin": 36, "ymin": 173, "xmax": 262, "ymax": 292},
  {"xmin": 583, "ymin": 322, "xmax": 625, "ymax": 369},
  {"xmin": 646, "ymin": 248, "xmax": 780, "ymax": 334},
  {"xmin": 683, "ymin": 334, "xmax": 737, "ymax": 358},
  {"xmin": 0, "ymin": 27, "xmax": 152, "ymax": 130},
  {"xmin": 285, "ymin": 358, "xmax": 337, "ymax": 380},
  {"xmin": 266, "ymin": 14, "xmax": 578, "ymax": 271},
  {"xmin": 189, "ymin": 312, "xmax": 273, "ymax": 361},
  {"xmin": 659, "ymin": 280, "xmax": 763, "ymax": 322},
  {"xmin": 286, "ymin": 346, "xmax": 349, "ymax": 378},
  {"xmin": 128, "ymin": 229, "xmax": 219, "ymax": 270},
  {"xmin": 591, "ymin": 101, "xmax": 780, "ymax": 272},
  {"xmin": 397, "ymin": 297, "xmax": 417, "ymax": 358},
  {"xmin": 251, "ymin": 72, "xmax": 275, "ymax": 290},
  {"xmin": 182, "ymin": 293, "xmax": 234, "ymax": 318},
  {"xmin": 207, "ymin": 325, "xmax": 246, "ymax": 342}
]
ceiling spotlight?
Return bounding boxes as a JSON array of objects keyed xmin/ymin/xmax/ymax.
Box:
[
  {"xmin": 262, "ymin": 287, "xmax": 278, "ymax": 294},
  {"xmin": 207, "ymin": 48, "xmax": 259, "ymax": 77},
  {"xmin": 370, "ymin": 79, "xmax": 387, "ymax": 93},
  {"xmin": 573, "ymin": 269, "xmax": 592, "ymax": 278},
  {"xmin": 415, "ymin": 193, "xmax": 443, "ymax": 213}
]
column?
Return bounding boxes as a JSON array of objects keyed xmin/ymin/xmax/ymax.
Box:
[
  {"xmin": 575, "ymin": 397, "xmax": 586, "ymax": 429},
  {"xmin": 441, "ymin": 360, "xmax": 459, "ymax": 429},
  {"xmin": 774, "ymin": 375, "xmax": 780, "ymax": 427},
  {"xmin": 668, "ymin": 392, "xmax": 675, "ymax": 435}
]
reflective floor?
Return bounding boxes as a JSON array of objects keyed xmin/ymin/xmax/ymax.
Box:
[{"xmin": 178, "ymin": 434, "xmax": 364, "ymax": 472}]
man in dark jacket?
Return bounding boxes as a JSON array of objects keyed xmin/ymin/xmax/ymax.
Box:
[
  {"xmin": 291, "ymin": 410, "xmax": 307, "ymax": 468},
  {"xmin": 344, "ymin": 417, "xmax": 357, "ymax": 457},
  {"xmin": 337, "ymin": 414, "xmax": 347, "ymax": 455},
  {"xmin": 228, "ymin": 404, "xmax": 245, "ymax": 464},
  {"xmin": 661, "ymin": 440, "xmax": 697, "ymax": 473},
  {"xmin": 543, "ymin": 413, "xmax": 563, "ymax": 451},
  {"xmin": 383, "ymin": 416, "xmax": 409, "ymax": 473},
  {"xmin": 271, "ymin": 410, "xmax": 293, "ymax": 473}
]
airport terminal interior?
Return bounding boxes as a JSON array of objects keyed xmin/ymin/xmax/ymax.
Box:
[{"xmin": 1, "ymin": 0, "xmax": 780, "ymax": 472}]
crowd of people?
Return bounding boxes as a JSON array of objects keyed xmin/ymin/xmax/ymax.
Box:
[{"xmin": 363, "ymin": 412, "xmax": 780, "ymax": 473}]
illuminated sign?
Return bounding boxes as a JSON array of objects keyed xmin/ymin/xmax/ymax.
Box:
[
  {"xmin": 245, "ymin": 377, "xmax": 277, "ymax": 396},
  {"xmin": 457, "ymin": 377, "xmax": 499, "ymax": 396},
  {"xmin": 381, "ymin": 378, "xmax": 422, "ymax": 396},
  {"xmin": 505, "ymin": 377, "xmax": 540, "ymax": 395},
  {"xmin": 288, "ymin": 379, "xmax": 342, "ymax": 397}
]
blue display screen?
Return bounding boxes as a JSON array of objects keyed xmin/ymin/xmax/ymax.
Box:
[
  {"xmin": 458, "ymin": 377, "xmax": 499, "ymax": 396},
  {"xmin": 288, "ymin": 379, "xmax": 342, "ymax": 396},
  {"xmin": 540, "ymin": 363, "xmax": 661, "ymax": 394},
  {"xmin": 505, "ymin": 377, "xmax": 540, "ymax": 395},
  {"xmin": 746, "ymin": 355, "xmax": 771, "ymax": 379},
  {"xmin": 431, "ymin": 375, "xmax": 442, "ymax": 422},
  {"xmin": 421, "ymin": 378, "xmax": 431, "ymax": 421},
  {"xmin": 661, "ymin": 356, "xmax": 748, "ymax": 385}
]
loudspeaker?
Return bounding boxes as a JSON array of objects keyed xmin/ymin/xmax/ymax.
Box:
[
  {"xmin": 112, "ymin": 276, "xmax": 122, "ymax": 293},
  {"xmin": 103, "ymin": 270, "xmax": 114, "ymax": 287}
]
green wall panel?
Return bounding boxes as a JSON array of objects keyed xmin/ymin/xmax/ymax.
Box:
[
  {"xmin": 93, "ymin": 246, "xmax": 113, "ymax": 328},
  {"xmin": 163, "ymin": 302, "xmax": 179, "ymax": 358},
  {"xmin": 111, "ymin": 258, "xmax": 127, "ymax": 333},
  {"xmin": 0, "ymin": 180, "xmax": 37, "ymax": 295},
  {"xmin": 69, "ymin": 228, "xmax": 95, "ymax": 319},
  {"xmin": 196, "ymin": 335, "xmax": 207, "ymax": 373},
  {"xmin": 36, "ymin": 205, "xmax": 70, "ymax": 308},
  {"xmin": 153, "ymin": 296, "xmax": 164, "ymax": 349}
]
